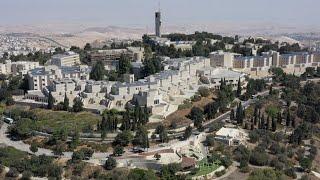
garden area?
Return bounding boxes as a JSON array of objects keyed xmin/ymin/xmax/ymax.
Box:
[
  {"xmin": 4, "ymin": 106, "xmax": 101, "ymax": 134},
  {"xmin": 190, "ymin": 158, "xmax": 221, "ymax": 178},
  {"xmin": 31, "ymin": 109, "xmax": 101, "ymax": 133}
]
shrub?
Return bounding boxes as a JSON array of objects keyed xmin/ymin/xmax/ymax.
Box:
[
  {"xmin": 299, "ymin": 157, "xmax": 312, "ymax": 171},
  {"xmin": 170, "ymin": 122, "xmax": 177, "ymax": 129},
  {"xmin": 220, "ymin": 155, "xmax": 232, "ymax": 168},
  {"xmin": 113, "ymin": 131, "xmax": 133, "ymax": 147},
  {"xmin": 29, "ymin": 142, "xmax": 38, "ymax": 153},
  {"xmin": 215, "ymin": 169, "xmax": 226, "ymax": 177},
  {"xmin": 113, "ymin": 145, "xmax": 124, "ymax": 156},
  {"xmin": 47, "ymin": 165, "xmax": 62, "ymax": 179},
  {"xmin": 239, "ymin": 159, "xmax": 250, "ymax": 173},
  {"xmin": 286, "ymin": 147, "xmax": 294, "ymax": 158},
  {"xmin": 269, "ymin": 143, "xmax": 281, "ymax": 155},
  {"xmin": 234, "ymin": 145, "xmax": 250, "ymax": 162},
  {"xmin": 269, "ymin": 158, "xmax": 284, "ymax": 171},
  {"xmin": 205, "ymin": 134, "xmax": 215, "ymax": 146},
  {"xmin": 71, "ymin": 151, "xmax": 85, "ymax": 163},
  {"xmin": 105, "ymin": 157, "xmax": 117, "ymax": 170},
  {"xmin": 191, "ymin": 95, "xmax": 201, "ymax": 102},
  {"xmin": 284, "ymin": 168, "xmax": 297, "ymax": 179},
  {"xmin": 249, "ymin": 149, "xmax": 269, "ymax": 166},
  {"xmin": 21, "ymin": 171, "xmax": 33, "ymax": 180},
  {"xmin": 6, "ymin": 168, "xmax": 19, "ymax": 178},
  {"xmin": 198, "ymin": 86, "xmax": 210, "ymax": 97},
  {"xmin": 72, "ymin": 162, "xmax": 86, "ymax": 176},
  {"xmin": 248, "ymin": 168, "xmax": 284, "ymax": 180},
  {"xmin": 248, "ymin": 130, "xmax": 259, "ymax": 143}
]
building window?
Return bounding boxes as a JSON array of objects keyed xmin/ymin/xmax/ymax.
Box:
[{"xmin": 154, "ymin": 100, "xmax": 159, "ymax": 105}]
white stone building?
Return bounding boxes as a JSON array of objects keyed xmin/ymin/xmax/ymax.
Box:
[
  {"xmin": 0, "ymin": 60, "xmax": 39, "ymax": 75},
  {"xmin": 26, "ymin": 65, "xmax": 90, "ymax": 90},
  {"xmin": 215, "ymin": 127, "xmax": 248, "ymax": 146},
  {"xmin": 48, "ymin": 51, "xmax": 81, "ymax": 67}
]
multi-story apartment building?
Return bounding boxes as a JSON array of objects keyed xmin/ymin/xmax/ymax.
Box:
[
  {"xmin": 209, "ymin": 51, "xmax": 238, "ymax": 68},
  {"xmin": 211, "ymin": 50, "xmax": 319, "ymax": 72},
  {"xmin": 90, "ymin": 47, "xmax": 144, "ymax": 70},
  {"xmin": 27, "ymin": 65, "xmax": 90, "ymax": 90},
  {"xmin": 49, "ymin": 51, "xmax": 81, "ymax": 67},
  {"xmin": 90, "ymin": 49, "xmax": 132, "ymax": 71},
  {"xmin": 0, "ymin": 60, "xmax": 39, "ymax": 75}
]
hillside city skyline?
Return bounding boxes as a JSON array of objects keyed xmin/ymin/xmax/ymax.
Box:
[{"xmin": 0, "ymin": 0, "xmax": 319, "ymax": 28}]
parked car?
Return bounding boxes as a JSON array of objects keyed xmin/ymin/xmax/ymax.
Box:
[{"xmin": 3, "ymin": 117, "xmax": 14, "ymax": 124}]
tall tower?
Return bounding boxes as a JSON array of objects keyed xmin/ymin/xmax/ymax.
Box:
[{"xmin": 155, "ymin": 11, "xmax": 161, "ymax": 37}]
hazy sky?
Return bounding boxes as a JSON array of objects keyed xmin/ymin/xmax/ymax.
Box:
[{"xmin": 0, "ymin": 0, "xmax": 319, "ymax": 27}]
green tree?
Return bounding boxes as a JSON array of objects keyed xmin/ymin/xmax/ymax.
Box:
[
  {"xmin": 236, "ymin": 102, "xmax": 244, "ymax": 125},
  {"xmin": 21, "ymin": 171, "xmax": 33, "ymax": 180},
  {"xmin": 249, "ymin": 148, "xmax": 269, "ymax": 166},
  {"xmin": 230, "ymin": 109, "xmax": 235, "ymax": 121},
  {"xmin": 113, "ymin": 145, "xmax": 124, "ymax": 156},
  {"xmin": 156, "ymin": 125, "xmax": 169, "ymax": 143},
  {"xmin": 53, "ymin": 144, "xmax": 64, "ymax": 157},
  {"xmin": 183, "ymin": 126, "xmax": 193, "ymax": 140},
  {"xmin": 90, "ymin": 61, "xmax": 106, "ymax": 81},
  {"xmin": 105, "ymin": 157, "xmax": 117, "ymax": 170},
  {"xmin": 205, "ymin": 134, "xmax": 215, "ymax": 146},
  {"xmin": 189, "ymin": 107, "xmax": 204, "ymax": 128},
  {"xmin": 236, "ymin": 77, "xmax": 242, "ymax": 97},
  {"xmin": 71, "ymin": 150, "xmax": 85, "ymax": 163},
  {"xmin": 84, "ymin": 43, "xmax": 92, "ymax": 51},
  {"xmin": 63, "ymin": 93, "xmax": 69, "ymax": 111},
  {"xmin": 133, "ymin": 126, "xmax": 149, "ymax": 149},
  {"xmin": 198, "ymin": 86, "xmax": 210, "ymax": 97},
  {"xmin": 286, "ymin": 110, "xmax": 291, "ymax": 127},
  {"xmin": 30, "ymin": 142, "xmax": 38, "ymax": 153},
  {"xmin": 70, "ymin": 128, "xmax": 80, "ymax": 149},
  {"xmin": 47, "ymin": 165, "xmax": 63, "ymax": 179},
  {"xmin": 113, "ymin": 131, "xmax": 133, "ymax": 147},
  {"xmin": 8, "ymin": 118, "xmax": 34, "ymax": 139},
  {"xmin": 299, "ymin": 157, "xmax": 312, "ymax": 171},
  {"xmin": 118, "ymin": 54, "xmax": 132, "ymax": 75},
  {"xmin": 271, "ymin": 117, "xmax": 277, "ymax": 132},
  {"xmin": 72, "ymin": 97, "xmax": 84, "ymax": 112},
  {"xmin": 160, "ymin": 163, "xmax": 181, "ymax": 180},
  {"xmin": 47, "ymin": 90, "xmax": 54, "ymax": 109}
]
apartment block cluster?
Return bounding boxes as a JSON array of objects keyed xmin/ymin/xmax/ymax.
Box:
[
  {"xmin": 105, "ymin": 56, "xmax": 245, "ymax": 118},
  {"xmin": 14, "ymin": 49, "xmax": 245, "ymax": 117},
  {"xmin": 210, "ymin": 50, "xmax": 320, "ymax": 74},
  {"xmin": 0, "ymin": 60, "xmax": 39, "ymax": 75},
  {"xmin": 0, "ymin": 34, "xmax": 56, "ymax": 57}
]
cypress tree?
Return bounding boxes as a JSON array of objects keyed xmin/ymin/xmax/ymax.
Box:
[
  {"xmin": 266, "ymin": 116, "xmax": 270, "ymax": 130},
  {"xmin": 277, "ymin": 112, "xmax": 282, "ymax": 124},
  {"xmin": 286, "ymin": 110, "xmax": 291, "ymax": 127},
  {"xmin": 269, "ymin": 85, "xmax": 273, "ymax": 95},
  {"xmin": 272, "ymin": 116, "xmax": 277, "ymax": 131},
  {"xmin": 236, "ymin": 77, "xmax": 242, "ymax": 97},
  {"xmin": 260, "ymin": 114, "xmax": 265, "ymax": 129},
  {"xmin": 63, "ymin": 92, "xmax": 69, "ymax": 111},
  {"xmin": 230, "ymin": 109, "xmax": 235, "ymax": 121},
  {"xmin": 292, "ymin": 117, "xmax": 296, "ymax": 128},
  {"xmin": 47, "ymin": 90, "xmax": 54, "ymax": 109}
]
